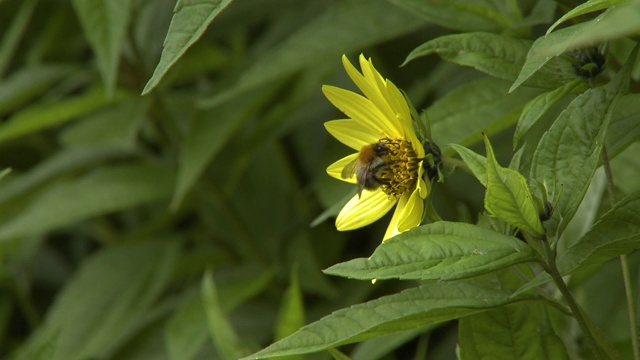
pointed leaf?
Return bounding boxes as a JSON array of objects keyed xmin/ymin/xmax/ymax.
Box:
[
  {"xmin": 459, "ymin": 303, "xmax": 568, "ymax": 359},
  {"xmin": 0, "ymin": 163, "xmax": 175, "ymax": 240},
  {"xmin": 429, "ymin": 78, "xmax": 542, "ymax": 148},
  {"xmin": 514, "ymin": 79, "xmax": 587, "ymax": 148},
  {"xmin": 484, "ymin": 136, "xmax": 545, "ymax": 236},
  {"xmin": 242, "ymin": 282, "xmax": 539, "ymax": 359},
  {"xmin": 386, "ymin": 0, "xmax": 511, "ymax": 32},
  {"xmin": 0, "ymin": 88, "xmax": 130, "ymax": 145},
  {"xmin": 275, "ymin": 269, "xmax": 305, "ymax": 342},
  {"xmin": 405, "ymin": 32, "xmax": 575, "ymax": 89},
  {"xmin": 202, "ymin": 269, "xmax": 251, "ymax": 360},
  {"xmin": 606, "ymin": 93, "xmax": 640, "ymax": 157},
  {"xmin": 449, "ymin": 144, "xmax": 487, "ymax": 187},
  {"xmin": 72, "ymin": 0, "xmax": 132, "ymax": 97},
  {"xmin": 510, "ymin": 3, "xmax": 640, "ymax": 92},
  {"xmin": 530, "ymin": 47, "xmax": 636, "ymax": 238},
  {"xmin": 558, "ymin": 190, "xmax": 640, "ymax": 274},
  {"xmin": 546, "ymin": 0, "xmax": 633, "ymax": 35},
  {"xmin": 13, "ymin": 241, "xmax": 179, "ymax": 360},
  {"xmin": 324, "ymin": 222, "xmax": 538, "ymax": 281},
  {"xmin": 0, "ymin": 65, "xmax": 77, "ymax": 116},
  {"xmin": 199, "ymin": 0, "xmax": 425, "ymax": 108},
  {"xmin": 142, "ymin": 0, "xmax": 235, "ymax": 94}
]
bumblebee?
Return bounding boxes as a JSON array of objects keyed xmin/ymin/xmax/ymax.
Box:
[{"xmin": 341, "ymin": 141, "xmax": 391, "ymax": 197}]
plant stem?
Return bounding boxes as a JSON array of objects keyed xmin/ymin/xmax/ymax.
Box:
[
  {"xmin": 601, "ymin": 145, "xmax": 639, "ymax": 360},
  {"xmin": 541, "ymin": 240, "xmax": 609, "ymax": 359}
]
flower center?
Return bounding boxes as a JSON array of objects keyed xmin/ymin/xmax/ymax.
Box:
[{"xmin": 376, "ymin": 138, "xmax": 420, "ymax": 198}]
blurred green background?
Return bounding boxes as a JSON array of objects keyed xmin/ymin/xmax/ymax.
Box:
[{"xmin": 1, "ymin": 0, "xmax": 639, "ymax": 359}]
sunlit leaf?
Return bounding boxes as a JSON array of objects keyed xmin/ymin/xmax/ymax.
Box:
[
  {"xmin": 324, "ymin": 222, "xmax": 538, "ymax": 281},
  {"xmin": 242, "ymin": 281, "xmax": 539, "ymax": 359},
  {"xmin": 484, "ymin": 135, "xmax": 545, "ymax": 237},
  {"xmin": 530, "ymin": 46, "xmax": 637, "ymax": 239},
  {"xmin": 449, "ymin": 144, "xmax": 487, "ymax": 187}
]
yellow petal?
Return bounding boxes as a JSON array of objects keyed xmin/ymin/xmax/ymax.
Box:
[
  {"xmin": 341, "ymin": 55, "xmax": 404, "ymax": 138},
  {"xmin": 324, "ymin": 119, "xmax": 379, "ymax": 150},
  {"xmin": 382, "ymin": 202, "xmax": 402, "ymax": 241},
  {"xmin": 336, "ymin": 190, "xmax": 396, "ymax": 230},
  {"xmin": 417, "ymin": 166, "xmax": 428, "ymax": 198},
  {"xmin": 397, "ymin": 188, "xmax": 424, "ymax": 232},
  {"xmin": 322, "ymin": 86, "xmax": 394, "ymax": 138},
  {"xmin": 327, "ymin": 154, "xmax": 358, "ymax": 183}
]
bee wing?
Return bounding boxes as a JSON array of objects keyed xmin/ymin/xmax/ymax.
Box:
[{"xmin": 340, "ymin": 159, "xmax": 357, "ymax": 179}]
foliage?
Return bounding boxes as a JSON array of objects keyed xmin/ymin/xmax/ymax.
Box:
[{"xmin": 1, "ymin": 0, "xmax": 640, "ymax": 359}]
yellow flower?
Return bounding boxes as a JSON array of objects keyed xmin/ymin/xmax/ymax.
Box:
[{"xmin": 323, "ymin": 54, "xmax": 428, "ymax": 241}]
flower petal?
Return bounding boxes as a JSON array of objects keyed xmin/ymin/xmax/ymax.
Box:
[
  {"xmin": 322, "ymin": 86, "xmax": 394, "ymax": 138},
  {"xmin": 336, "ymin": 190, "xmax": 396, "ymax": 230},
  {"xmin": 397, "ymin": 188, "xmax": 424, "ymax": 232},
  {"xmin": 327, "ymin": 154, "xmax": 358, "ymax": 183},
  {"xmin": 341, "ymin": 55, "xmax": 404, "ymax": 138},
  {"xmin": 383, "ymin": 201, "xmax": 403, "ymax": 241},
  {"xmin": 324, "ymin": 119, "xmax": 379, "ymax": 150}
]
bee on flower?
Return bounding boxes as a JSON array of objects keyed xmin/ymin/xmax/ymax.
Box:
[{"xmin": 323, "ymin": 54, "xmax": 440, "ymax": 241}]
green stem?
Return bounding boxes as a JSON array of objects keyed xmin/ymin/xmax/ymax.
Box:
[
  {"xmin": 602, "ymin": 145, "xmax": 639, "ymax": 360},
  {"xmin": 541, "ymin": 240, "xmax": 610, "ymax": 359}
]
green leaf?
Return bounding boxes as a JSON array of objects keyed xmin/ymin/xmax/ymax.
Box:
[
  {"xmin": 514, "ymin": 79, "xmax": 587, "ymax": 148},
  {"xmin": 328, "ymin": 348, "xmax": 352, "ymax": 360},
  {"xmin": 558, "ymin": 190, "xmax": 640, "ymax": 274},
  {"xmin": 458, "ymin": 303, "xmax": 568, "ymax": 359},
  {"xmin": 0, "ymin": 88, "xmax": 130, "ymax": 145},
  {"xmin": 386, "ymin": 0, "xmax": 511, "ymax": 32},
  {"xmin": 0, "ymin": 147, "xmax": 126, "ymax": 204},
  {"xmin": 606, "ymin": 93, "xmax": 640, "ymax": 157},
  {"xmin": 546, "ymin": 0, "xmax": 633, "ymax": 35},
  {"xmin": 141, "ymin": 0, "xmax": 235, "ymax": 95},
  {"xmin": 0, "ymin": 0, "xmax": 38, "ymax": 77},
  {"xmin": 510, "ymin": 3, "xmax": 640, "ymax": 92},
  {"xmin": 171, "ymin": 91, "xmax": 265, "ymax": 208},
  {"xmin": 165, "ymin": 266, "xmax": 273, "ymax": 360},
  {"xmin": 324, "ymin": 222, "xmax": 538, "ymax": 281},
  {"xmin": 165, "ymin": 292, "xmax": 208, "ymax": 360},
  {"xmin": 0, "ymin": 163, "xmax": 175, "ymax": 240},
  {"xmin": 529, "ymin": 46, "xmax": 636, "ymax": 239},
  {"xmin": 71, "ymin": 0, "xmax": 133, "ymax": 98},
  {"xmin": 201, "ymin": 269, "xmax": 250, "ymax": 360},
  {"xmin": 13, "ymin": 240, "xmax": 179, "ymax": 360},
  {"xmin": 0, "ymin": 65, "xmax": 76, "ymax": 116},
  {"xmin": 275, "ymin": 269, "xmax": 305, "ymax": 342},
  {"xmin": 199, "ymin": 0, "xmax": 425, "ymax": 108},
  {"xmin": 351, "ymin": 327, "xmax": 432, "ymax": 360},
  {"xmin": 449, "ymin": 144, "xmax": 488, "ymax": 187},
  {"xmin": 484, "ymin": 135, "xmax": 545, "ymax": 236},
  {"xmin": 429, "ymin": 77, "xmax": 542, "ymax": 148},
  {"xmin": 242, "ymin": 282, "xmax": 539, "ymax": 359},
  {"xmin": 59, "ymin": 99, "xmax": 146, "ymax": 149},
  {"xmin": 405, "ymin": 33, "xmax": 576, "ymax": 89}
]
